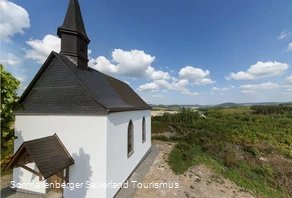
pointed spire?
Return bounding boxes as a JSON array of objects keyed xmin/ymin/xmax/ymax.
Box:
[
  {"xmin": 57, "ymin": 0, "xmax": 90, "ymax": 70},
  {"xmin": 57, "ymin": 0, "xmax": 89, "ymax": 42}
]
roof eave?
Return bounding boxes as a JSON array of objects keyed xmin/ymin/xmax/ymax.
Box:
[
  {"xmin": 57, "ymin": 27, "xmax": 90, "ymax": 43},
  {"xmin": 108, "ymin": 107, "xmax": 152, "ymax": 113},
  {"xmin": 14, "ymin": 111, "xmax": 109, "ymax": 116}
]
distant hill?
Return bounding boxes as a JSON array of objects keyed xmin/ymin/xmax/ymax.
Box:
[
  {"xmin": 150, "ymin": 101, "xmax": 292, "ymax": 109},
  {"xmin": 216, "ymin": 102, "xmax": 241, "ymax": 107}
]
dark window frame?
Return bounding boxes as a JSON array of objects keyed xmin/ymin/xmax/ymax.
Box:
[
  {"xmin": 127, "ymin": 120, "xmax": 134, "ymax": 157},
  {"xmin": 142, "ymin": 117, "xmax": 146, "ymax": 143}
]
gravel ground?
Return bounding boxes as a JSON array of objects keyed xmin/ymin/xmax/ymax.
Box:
[
  {"xmin": 135, "ymin": 141, "xmax": 254, "ymax": 198},
  {"xmin": 0, "ymin": 184, "xmax": 44, "ymax": 198},
  {"xmin": 115, "ymin": 146, "xmax": 159, "ymax": 198}
]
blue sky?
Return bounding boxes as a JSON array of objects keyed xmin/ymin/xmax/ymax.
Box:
[{"xmin": 1, "ymin": 0, "xmax": 292, "ymax": 105}]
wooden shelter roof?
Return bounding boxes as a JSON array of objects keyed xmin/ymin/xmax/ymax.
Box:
[{"xmin": 4, "ymin": 134, "xmax": 74, "ymax": 180}]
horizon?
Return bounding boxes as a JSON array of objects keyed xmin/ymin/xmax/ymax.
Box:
[
  {"xmin": 149, "ymin": 101, "xmax": 292, "ymax": 106},
  {"xmin": 1, "ymin": 0, "xmax": 292, "ymax": 105}
]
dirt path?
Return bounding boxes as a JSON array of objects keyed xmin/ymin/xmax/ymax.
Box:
[{"xmin": 135, "ymin": 141, "xmax": 255, "ymax": 198}]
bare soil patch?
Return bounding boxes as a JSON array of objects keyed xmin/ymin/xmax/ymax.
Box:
[
  {"xmin": 135, "ymin": 141, "xmax": 254, "ymax": 198},
  {"xmin": 151, "ymin": 111, "xmax": 178, "ymax": 117}
]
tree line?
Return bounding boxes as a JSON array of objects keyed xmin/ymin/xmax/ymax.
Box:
[
  {"xmin": 152, "ymin": 107, "xmax": 199, "ymax": 124},
  {"xmin": 250, "ymin": 105, "xmax": 292, "ymax": 115}
]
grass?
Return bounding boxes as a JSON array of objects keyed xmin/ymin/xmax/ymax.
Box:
[
  {"xmin": 154, "ymin": 106, "xmax": 292, "ymax": 197},
  {"xmin": 168, "ymin": 142, "xmax": 285, "ymax": 197},
  {"xmin": 152, "ymin": 121, "xmax": 172, "ymax": 134}
]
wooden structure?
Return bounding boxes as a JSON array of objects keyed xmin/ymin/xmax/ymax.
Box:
[{"xmin": 4, "ymin": 134, "xmax": 74, "ymax": 184}]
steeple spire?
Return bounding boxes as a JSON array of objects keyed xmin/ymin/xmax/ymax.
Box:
[{"xmin": 57, "ymin": 0, "xmax": 90, "ymax": 70}]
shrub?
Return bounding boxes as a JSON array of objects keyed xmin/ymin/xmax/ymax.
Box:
[
  {"xmin": 244, "ymin": 146, "xmax": 260, "ymax": 158},
  {"xmin": 223, "ymin": 150, "xmax": 238, "ymax": 168}
]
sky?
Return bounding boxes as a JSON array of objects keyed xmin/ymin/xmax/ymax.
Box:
[{"xmin": 1, "ymin": 0, "xmax": 292, "ymax": 105}]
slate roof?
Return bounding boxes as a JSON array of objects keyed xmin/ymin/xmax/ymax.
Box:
[
  {"xmin": 17, "ymin": 52, "xmax": 151, "ymax": 115},
  {"xmin": 4, "ymin": 134, "xmax": 74, "ymax": 180},
  {"xmin": 57, "ymin": 0, "xmax": 89, "ymax": 41},
  {"xmin": 17, "ymin": 0, "xmax": 151, "ymax": 115}
]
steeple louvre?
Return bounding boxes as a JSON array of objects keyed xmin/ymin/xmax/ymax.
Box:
[{"xmin": 57, "ymin": 0, "xmax": 90, "ymax": 70}]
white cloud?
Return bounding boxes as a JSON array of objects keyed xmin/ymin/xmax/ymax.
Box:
[
  {"xmin": 89, "ymin": 49, "xmax": 156, "ymax": 78},
  {"xmin": 137, "ymin": 82, "xmax": 159, "ymax": 92},
  {"xmin": 241, "ymin": 90, "xmax": 256, "ymax": 95},
  {"xmin": 139, "ymin": 78, "xmax": 199, "ymax": 97},
  {"xmin": 285, "ymin": 75, "xmax": 292, "ymax": 85},
  {"xmin": 89, "ymin": 49, "xmax": 171, "ymax": 80},
  {"xmin": 24, "ymin": 34, "xmax": 95, "ymax": 65},
  {"xmin": 0, "ymin": 53, "xmax": 22, "ymax": 66},
  {"xmin": 89, "ymin": 56, "xmax": 117, "ymax": 74},
  {"xmin": 283, "ymin": 75, "xmax": 292, "ymax": 92},
  {"xmin": 212, "ymin": 85, "xmax": 235, "ymax": 91},
  {"xmin": 278, "ymin": 30, "xmax": 288, "ymax": 40},
  {"xmin": 181, "ymin": 91, "xmax": 199, "ymax": 96},
  {"xmin": 0, "ymin": 0, "xmax": 30, "ymax": 42},
  {"xmin": 155, "ymin": 79, "xmax": 170, "ymax": 87},
  {"xmin": 226, "ymin": 61, "xmax": 289, "ymax": 80},
  {"xmin": 287, "ymin": 42, "xmax": 292, "ymax": 51},
  {"xmin": 179, "ymin": 66, "xmax": 209, "ymax": 79},
  {"xmin": 156, "ymin": 79, "xmax": 189, "ymax": 92},
  {"xmin": 168, "ymin": 79, "xmax": 189, "ymax": 92},
  {"xmin": 194, "ymin": 78, "xmax": 216, "ymax": 85},
  {"xmin": 154, "ymin": 78, "xmax": 199, "ymax": 96},
  {"xmin": 123, "ymin": 81, "xmax": 130, "ymax": 85},
  {"xmin": 25, "ymin": 34, "xmax": 60, "ymax": 64},
  {"xmin": 146, "ymin": 66, "xmax": 171, "ymax": 80},
  {"xmin": 179, "ymin": 66, "xmax": 215, "ymax": 85},
  {"xmin": 112, "ymin": 49, "xmax": 155, "ymax": 77},
  {"xmin": 15, "ymin": 75, "xmax": 26, "ymax": 83},
  {"xmin": 24, "ymin": 40, "xmax": 170, "ymax": 80},
  {"xmin": 210, "ymin": 92, "xmax": 214, "ymax": 95},
  {"xmin": 240, "ymin": 82, "xmax": 279, "ymax": 90},
  {"xmin": 152, "ymin": 95, "xmax": 163, "ymax": 98},
  {"xmin": 283, "ymin": 85, "xmax": 292, "ymax": 92},
  {"xmin": 172, "ymin": 77, "xmax": 178, "ymax": 82}
]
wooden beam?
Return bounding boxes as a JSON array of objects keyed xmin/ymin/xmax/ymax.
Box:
[
  {"xmin": 55, "ymin": 172, "xmax": 68, "ymax": 183},
  {"xmin": 54, "ymin": 167, "xmax": 70, "ymax": 184},
  {"xmin": 66, "ymin": 167, "xmax": 69, "ymax": 184},
  {"xmin": 4, "ymin": 145, "xmax": 25, "ymax": 171},
  {"xmin": 20, "ymin": 165, "xmax": 42, "ymax": 181}
]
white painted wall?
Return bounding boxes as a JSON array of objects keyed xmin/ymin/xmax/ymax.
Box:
[
  {"xmin": 12, "ymin": 163, "xmax": 46, "ymax": 194},
  {"xmin": 106, "ymin": 110, "xmax": 151, "ymax": 198},
  {"xmin": 14, "ymin": 115, "xmax": 107, "ymax": 198}
]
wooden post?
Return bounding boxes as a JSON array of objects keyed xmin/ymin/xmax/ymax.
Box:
[
  {"xmin": 55, "ymin": 167, "xmax": 69, "ymax": 183},
  {"xmin": 66, "ymin": 167, "xmax": 69, "ymax": 184},
  {"xmin": 20, "ymin": 165, "xmax": 42, "ymax": 181}
]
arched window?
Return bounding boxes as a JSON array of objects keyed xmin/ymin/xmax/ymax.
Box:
[
  {"xmin": 128, "ymin": 120, "xmax": 134, "ymax": 156},
  {"xmin": 142, "ymin": 117, "xmax": 146, "ymax": 143}
]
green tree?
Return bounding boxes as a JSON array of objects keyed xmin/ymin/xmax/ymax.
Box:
[{"xmin": 1, "ymin": 64, "xmax": 21, "ymax": 149}]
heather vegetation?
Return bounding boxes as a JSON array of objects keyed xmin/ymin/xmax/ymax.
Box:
[{"xmin": 152, "ymin": 106, "xmax": 292, "ymax": 197}]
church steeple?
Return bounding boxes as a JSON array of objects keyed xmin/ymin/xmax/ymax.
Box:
[{"xmin": 57, "ymin": 0, "xmax": 90, "ymax": 70}]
